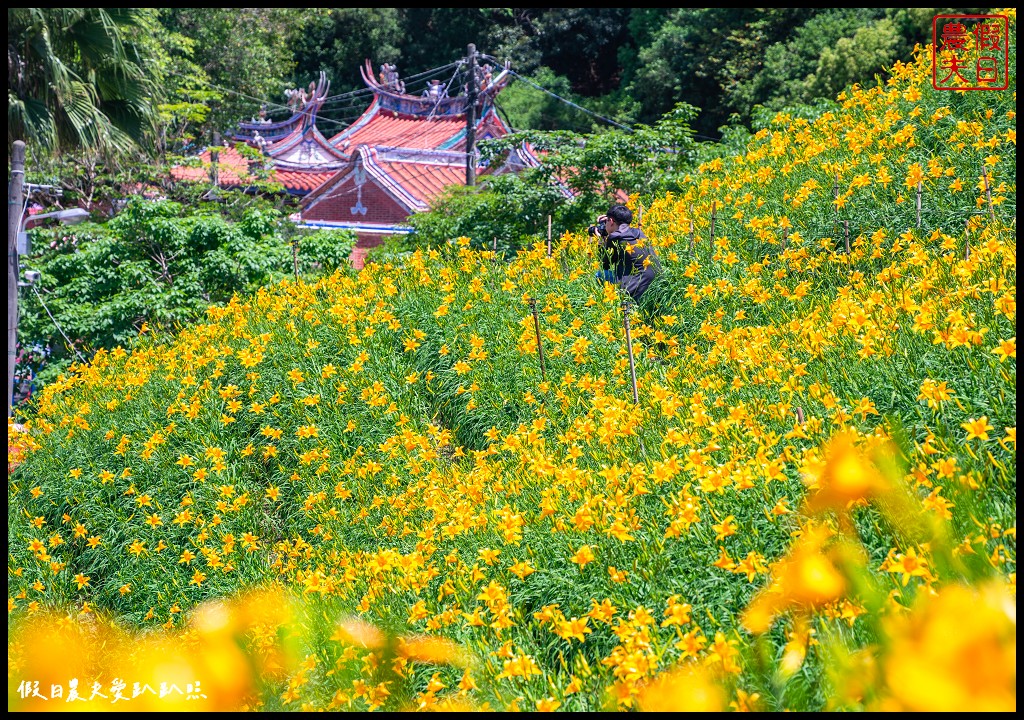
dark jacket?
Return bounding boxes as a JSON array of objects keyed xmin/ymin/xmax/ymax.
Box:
[{"xmin": 601, "ymin": 224, "xmax": 661, "ymax": 300}]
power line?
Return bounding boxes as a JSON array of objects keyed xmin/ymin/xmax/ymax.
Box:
[
  {"xmin": 163, "ymin": 67, "xmax": 372, "ymax": 135},
  {"xmin": 479, "ymin": 54, "xmax": 723, "ymax": 144},
  {"xmin": 165, "ymin": 58, "xmax": 474, "ymax": 134},
  {"xmin": 319, "ymin": 61, "xmax": 462, "ymax": 106},
  {"xmin": 29, "ymin": 285, "xmax": 87, "ymax": 364},
  {"xmin": 476, "ymin": 55, "xmax": 633, "ymax": 133},
  {"xmin": 171, "ymin": 53, "xmax": 719, "ymax": 192}
]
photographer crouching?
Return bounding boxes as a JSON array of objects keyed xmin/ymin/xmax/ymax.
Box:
[{"xmin": 588, "ymin": 204, "xmax": 661, "ymax": 301}]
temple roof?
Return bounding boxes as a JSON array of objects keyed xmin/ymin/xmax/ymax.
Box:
[
  {"xmin": 357, "ymin": 58, "xmax": 511, "ymax": 118},
  {"xmin": 300, "ymin": 145, "xmax": 468, "ymax": 214},
  {"xmin": 173, "ymin": 58, "xmax": 542, "ymax": 203},
  {"xmin": 233, "ymin": 71, "xmax": 331, "ymax": 146},
  {"xmin": 330, "ymin": 109, "xmax": 466, "ymax": 152},
  {"xmin": 168, "ymin": 145, "xmax": 335, "ymax": 194}
]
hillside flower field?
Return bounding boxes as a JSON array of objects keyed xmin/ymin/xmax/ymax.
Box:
[{"xmin": 8, "ymin": 15, "xmax": 1016, "ymax": 712}]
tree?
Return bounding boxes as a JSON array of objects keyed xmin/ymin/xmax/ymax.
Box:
[
  {"xmin": 526, "ymin": 8, "xmax": 633, "ymax": 96},
  {"xmin": 487, "ymin": 101, "xmax": 698, "ymax": 205},
  {"xmin": 496, "ymin": 66, "xmax": 604, "ymax": 133},
  {"xmin": 808, "ymin": 19, "xmax": 903, "ymax": 100},
  {"xmin": 18, "ymin": 198, "xmax": 356, "ymax": 376},
  {"xmin": 627, "ymin": 9, "xmax": 824, "ymax": 137},
  {"xmin": 8, "ymin": 8, "xmax": 161, "ymax": 158},
  {"xmin": 289, "ymin": 8, "xmax": 404, "ymax": 133},
  {"xmin": 159, "ymin": 9, "xmax": 305, "ymax": 136},
  {"xmin": 397, "ymin": 173, "xmax": 569, "ymax": 256},
  {"xmin": 388, "ymin": 101, "xmax": 699, "ymax": 255}
]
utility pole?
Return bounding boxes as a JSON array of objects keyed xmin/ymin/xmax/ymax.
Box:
[
  {"xmin": 210, "ymin": 130, "xmax": 221, "ymax": 188},
  {"xmin": 465, "ymin": 43, "xmax": 477, "ymax": 187},
  {"xmin": 8, "ymin": 141, "xmax": 26, "ymax": 418}
]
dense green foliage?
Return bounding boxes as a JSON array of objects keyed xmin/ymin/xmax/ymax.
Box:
[
  {"xmin": 10, "ymin": 7, "xmax": 962, "ymax": 165},
  {"xmin": 18, "ymin": 199, "xmax": 355, "ymax": 388},
  {"xmin": 158, "ymin": 9, "xmax": 306, "ymax": 137},
  {"xmin": 283, "ymin": 8, "xmax": 950, "ymax": 138},
  {"xmin": 389, "ymin": 103, "xmax": 701, "ymax": 256},
  {"xmin": 7, "ymin": 8, "xmax": 161, "ymax": 157}
]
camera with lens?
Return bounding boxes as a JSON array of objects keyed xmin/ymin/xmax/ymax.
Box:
[{"xmin": 588, "ymin": 215, "xmax": 609, "ymax": 238}]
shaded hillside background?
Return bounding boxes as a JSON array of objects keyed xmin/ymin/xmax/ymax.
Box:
[
  {"xmin": 168, "ymin": 8, "xmax": 966, "ymax": 139},
  {"xmin": 11, "ymin": 7, "xmax": 985, "ymax": 158}
]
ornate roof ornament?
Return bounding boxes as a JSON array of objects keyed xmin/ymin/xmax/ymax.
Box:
[
  {"xmin": 378, "ymin": 63, "xmax": 405, "ymax": 94},
  {"xmin": 422, "ymin": 79, "xmax": 448, "ymax": 100},
  {"xmin": 252, "ymin": 131, "xmax": 268, "ymax": 153},
  {"xmin": 284, "ymin": 71, "xmax": 330, "ymax": 132},
  {"xmin": 236, "ymin": 71, "xmax": 330, "ymax": 143},
  {"xmin": 358, "ymin": 58, "xmax": 511, "ymax": 119}
]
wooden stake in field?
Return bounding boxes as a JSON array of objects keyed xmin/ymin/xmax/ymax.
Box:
[
  {"xmin": 981, "ymin": 164, "xmax": 996, "ymax": 222},
  {"xmin": 834, "ymin": 174, "xmax": 842, "ymax": 242},
  {"xmin": 528, "ymin": 298, "xmax": 546, "ymax": 381},
  {"xmin": 547, "ymin": 215, "xmax": 552, "ymax": 257},
  {"xmin": 621, "ymin": 300, "xmax": 639, "ymax": 406},
  {"xmin": 844, "ymin": 220, "xmax": 851, "ymax": 256},
  {"xmin": 964, "ymin": 218, "xmax": 971, "ymax": 261},
  {"xmin": 688, "ymin": 204, "xmax": 695, "ymax": 253},
  {"xmin": 781, "ymin": 226, "xmax": 789, "ymax": 253},
  {"xmin": 916, "ymin": 181, "xmax": 922, "ymax": 229},
  {"xmin": 709, "ymin": 200, "xmax": 717, "ymax": 250}
]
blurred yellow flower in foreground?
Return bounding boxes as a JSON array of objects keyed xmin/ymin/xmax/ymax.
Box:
[
  {"xmin": 741, "ymin": 525, "xmax": 849, "ymax": 634},
  {"xmin": 876, "ymin": 581, "xmax": 1016, "ymax": 712},
  {"xmin": 8, "ymin": 588, "xmax": 299, "ymax": 712},
  {"xmin": 802, "ymin": 432, "xmax": 889, "ymax": 513},
  {"xmin": 397, "ymin": 634, "xmax": 471, "ymax": 668},
  {"xmin": 637, "ymin": 664, "xmax": 727, "ymax": 712}
]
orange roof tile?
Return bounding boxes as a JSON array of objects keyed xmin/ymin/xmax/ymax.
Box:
[
  {"xmin": 374, "ymin": 160, "xmax": 473, "ymax": 206},
  {"xmin": 275, "ymin": 170, "xmax": 335, "ymax": 193},
  {"xmin": 169, "ymin": 145, "xmax": 334, "ymax": 194},
  {"xmin": 335, "ymin": 112, "xmax": 465, "ymax": 151}
]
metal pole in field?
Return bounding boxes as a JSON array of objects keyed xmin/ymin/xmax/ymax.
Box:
[
  {"xmin": 547, "ymin": 215, "xmax": 552, "ymax": 256},
  {"xmin": 528, "ymin": 298, "xmax": 546, "ymax": 381},
  {"xmin": 292, "ymin": 236, "xmax": 299, "ymax": 281},
  {"xmin": 709, "ymin": 200, "xmax": 716, "ymax": 251},
  {"xmin": 465, "ymin": 44, "xmax": 478, "ymax": 187},
  {"xmin": 916, "ymin": 181, "xmax": 922, "ymax": 229},
  {"xmin": 981, "ymin": 164, "xmax": 995, "ymax": 222},
  {"xmin": 688, "ymin": 204, "xmax": 695, "ymax": 253},
  {"xmin": 621, "ymin": 300, "xmax": 639, "ymax": 406},
  {"xmin": 8, "ymin": 141, "xmax": 26, "ymax": 418}
]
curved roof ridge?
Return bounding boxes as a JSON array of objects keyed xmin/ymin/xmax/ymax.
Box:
[{"xmin": 269, "ymin": 122, "xmax": 350, "ymax": 168}]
